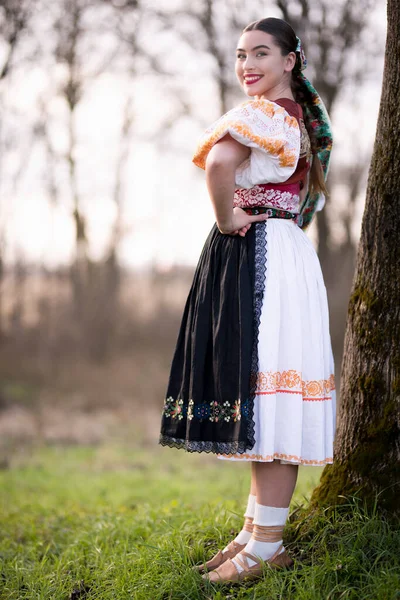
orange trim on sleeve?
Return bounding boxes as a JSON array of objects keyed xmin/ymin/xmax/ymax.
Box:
[{"xmin": 192, "ymin": 100, "xmax": 299, "ymax": 171}]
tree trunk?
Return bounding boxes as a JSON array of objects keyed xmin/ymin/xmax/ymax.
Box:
[{"xmin": 311, "ymin": 0, "xmax": 400, "ymax": 515}]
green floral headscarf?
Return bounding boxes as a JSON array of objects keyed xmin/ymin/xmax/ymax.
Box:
[{"xmin": 295, "ymin": 37, "xmax": 333, "ymax": 229}]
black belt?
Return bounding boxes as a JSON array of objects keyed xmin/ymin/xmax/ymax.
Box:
[{"xmin": 243, "ymin": 206, "xmax": 303, "ymax": 227}]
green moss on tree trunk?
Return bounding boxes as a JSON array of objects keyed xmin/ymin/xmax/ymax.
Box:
[{"xmin": 311, "ymin": 0, "xmax": 400, "ymax": 518}]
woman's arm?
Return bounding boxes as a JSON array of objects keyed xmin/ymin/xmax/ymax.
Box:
[{"xmin": 206, "ymin": 135, "xmax": 269, "ymax": 235}]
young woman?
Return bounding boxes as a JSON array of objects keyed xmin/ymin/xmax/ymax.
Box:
[{"xmin": 159, "ymin": 17, "xmax": 336, "ymax": 583}]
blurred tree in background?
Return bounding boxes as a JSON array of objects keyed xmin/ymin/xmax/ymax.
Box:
[{"xmin": 0, "ymin": 0, "xmax": 386, "ymax": 446}]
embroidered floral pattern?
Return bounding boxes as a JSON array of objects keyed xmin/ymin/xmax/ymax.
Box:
[
  {"xmin": 210, "ymin": 400, "xmax": 231, "ymax": 423},
  {"xmin": 162, "ymin": 397, "xmax": 243, "ymax": 422},
  {"xmin": 302, "ymin": 374, "xmax": 335, "ymax": 398},
  {"xmin": 192, "ymin": 99, "xmax": 300, "ymax": 179},
  {"xmin": 231, "ymin": 399, "xmax": 241, "ymax": 421},
  {"xmin": 187, "ymin": 399, "xmax": 194, "ymax": 420},
  {"xmin": 234, "ymin": 186, "xmax": 300, "ymax": 211},
  {"xmin": 163, "ymin": 397, "xmax": 184, "ymax": 419},
  {"xmin": 254, "ymin": 370, "xmax": 335, "ymax": 400},
  {"xmin": 220, "ymin": 451, "xmax": 333, "ymax": 465}
]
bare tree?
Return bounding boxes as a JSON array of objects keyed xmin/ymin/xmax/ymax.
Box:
[
  {"xmin": 195, "ymin": 0, "xmax": 235, "ymax": 114},
  {"xmin": 155, "ymin": 0, "xmax": 263, "ymax": 115},
  {"xmin": 0, "ymin": 0, "xmax": 31, "ymax": 80},
  {"xmin": 311, "ymin": 0, "xmax": 400, "ymax": 515},
  {"xmin": 88, "ymin": 97, "xmax": 135, "ymax": 361},
  {"xmin": 51, "ymin": 0, "xmax": 137, "ymax": 323},
  {"xmin": 277, "ymin": 0, "xmax": 377, "ymax": 265},
  {"xmin": 0, "ymin": 0, "xmax": 32, "ymax": 339},
  {"xmin": 53, "ymin": 0, "xmax": 89, "ymax": 315}
]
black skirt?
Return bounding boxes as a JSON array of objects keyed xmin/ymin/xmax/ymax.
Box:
[{"xmin": 159, "ymin": 220, "xmax": 267, "ymax": 455}]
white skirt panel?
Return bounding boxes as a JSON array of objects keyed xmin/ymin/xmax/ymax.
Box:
[{"xmin": 219, "ymin": 219, "xmax": 336, "ymax": 465}]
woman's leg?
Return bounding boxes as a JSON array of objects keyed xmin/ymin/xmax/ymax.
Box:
[
  {"xmin": 251, "ymin": 463, "xmax": 257, "ymax": 496},
  {"xmin": 204, "ymin": 461, "xmax": 298, "ymax": 581},
  {"xmin": 226, "ymin": 460, "xmax": 297, "ymax": 558},
  {"xmin": 223, "ymin": 464, "xmax": 256, "ymax": 549},
  {"xmin": 196, "ymin": 464, "xmax": 257, "ymax": 572},
  {"xmin": 231, "ymin": 460, "xmax": 298, "ymax": 571},
  {"xmin": 254, "ymin": 460, "xmax": 298, "ymax": 506}
]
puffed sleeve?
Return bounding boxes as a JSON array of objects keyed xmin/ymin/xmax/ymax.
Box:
[{"xmin": 192, "ymin": 99, "xmax": 301, "ymax": 189}]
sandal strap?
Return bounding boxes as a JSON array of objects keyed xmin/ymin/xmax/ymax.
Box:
[
  {"xmin": 234, "ymin": 550, "xmax": 263, "ymax": 572},
  {"xmin": 268, "ymin": 544, "xmax": 284, "ymax": 563},
  {"xmin": 243, "ymin": 516, "xmax": 254, "ymax": 533},
  {"xmin": 252, "ymin": 524, "xmax": 284, "ymax": 542},
  {"xmin": 224, "ymin": 540, "xmax": 241, "ymax": 553},
  {"xmin": 234, "ymin": 544, "xmax": 285, "ymax": 573}
]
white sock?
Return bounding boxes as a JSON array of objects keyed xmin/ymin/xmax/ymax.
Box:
[
  {"xmin": 223, "ymin": 494, "xmax": 255, "ymax": 551},
  {"xmin": 232, "ymin": 503, "xmax": 289, "ymax": 572}
]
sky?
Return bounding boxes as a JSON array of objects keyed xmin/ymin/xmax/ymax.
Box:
[{"xmin": 0, "ymin": 2, "xmax": 387, "ymax": 270}]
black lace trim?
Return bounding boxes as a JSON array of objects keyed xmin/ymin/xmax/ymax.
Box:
[
  {"xmin": 159, "ymin": 435, "xmax": 249, "ymax": 455},
  {"xmin": 246, "ymin": 220, "xmax": 267, "ymax": 450}
]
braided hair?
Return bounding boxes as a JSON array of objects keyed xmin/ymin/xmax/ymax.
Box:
[{"xmin": 242, "ymin": 17, "xmax": 328, "ymax": 196}]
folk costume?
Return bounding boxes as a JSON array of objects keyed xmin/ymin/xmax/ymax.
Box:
[{"xmin": 159, "ymin": 39, "xmax": 336, "ymax": 466}]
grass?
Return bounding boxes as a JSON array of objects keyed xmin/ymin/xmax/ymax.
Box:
[{"xmin": 0, "ymin": 444, "xmax": 399, "ymax": 599}]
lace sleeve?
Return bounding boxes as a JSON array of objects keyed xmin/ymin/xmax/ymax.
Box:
[{"xmin": 192, "ymin": 99, "xmax": 301, "ymax": 189}]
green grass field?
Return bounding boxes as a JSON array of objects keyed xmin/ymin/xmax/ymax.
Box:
[{"xmin": 0, "ymin": 444, "xmax": 399, "ymax": 599}]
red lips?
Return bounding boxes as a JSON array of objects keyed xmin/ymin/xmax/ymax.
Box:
[{"xmin": 243, "ymin": 75, "xmax": 263, "ymax": 85}]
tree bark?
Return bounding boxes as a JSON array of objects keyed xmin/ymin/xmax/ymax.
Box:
[{"xmin": 311, "ymin": 0, "xmax": 400, "ymax": 515}]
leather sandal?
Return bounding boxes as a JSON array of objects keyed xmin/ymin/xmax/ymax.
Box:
[
  {"xmin": 202, "ymin": 524, "xmax": 293, "ymax": 584},
  {"xmin": 193, "ymin": 517, "xmax": 253, "ymax": 573}
]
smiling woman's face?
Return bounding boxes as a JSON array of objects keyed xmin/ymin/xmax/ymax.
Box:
[{"xmin": 235, "ymin": 30, "xmax": 295, "ymax": 101}]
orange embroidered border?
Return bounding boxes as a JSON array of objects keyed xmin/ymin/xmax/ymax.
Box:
[
  {"xmin": 253, "ymin": 370, "xmax": 335, "ymax": 401},
  {"xmin": 194, "ymin": 121, "xmax": 297, "ymax": 170},
  {"xmin": 220, "ymin": 451, "xmax": 333, "ymax": 465},
  {"xmin": 193, "ymin": 101, "xmax": 299, "ymax": 170},
  {"xmin": 245, "ymin": 100, "xmax": 298, "ymax": 131}
]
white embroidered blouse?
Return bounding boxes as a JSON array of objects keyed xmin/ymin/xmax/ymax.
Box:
[{"xmin": 192, "ymin": 99, "xmax": 302, "ymax": 189}]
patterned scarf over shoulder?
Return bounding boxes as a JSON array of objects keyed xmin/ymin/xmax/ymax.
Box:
[{"xmin": 295, "ymin": 37, "xmax": 333, "ymax": 229}]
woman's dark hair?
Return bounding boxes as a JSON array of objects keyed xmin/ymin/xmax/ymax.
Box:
[{"xmin": 243, "ymin": 18, "xmax": 327, "ymax": 196}]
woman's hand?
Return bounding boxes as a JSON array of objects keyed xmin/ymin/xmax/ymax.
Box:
[
  {"xmin": 218, "ymin": 207, "xmax": 268, "ymax": 236},
  {"xmin": 229, "ymin": 223, "xmax": 252, "ymax": 237}
]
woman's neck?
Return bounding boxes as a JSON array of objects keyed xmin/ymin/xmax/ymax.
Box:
[{"xmin": 255, "ymin": 81, "xmax": 295, "ymax": 103}]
